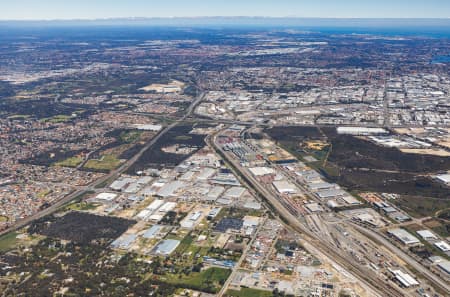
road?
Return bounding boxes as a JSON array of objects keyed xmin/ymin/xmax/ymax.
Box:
[
  {"xmin": 0, "ymin": 91, "xmax": 205, "ymax": 237},
  {"xmin": 217, "ymin": 216, "xmax": 268, "ymax": 297},
  {"xmin": 244, "ymin": 126, "xmax": 450, "ymax": 294},
  {"xmin": 208, "ymin": 131, "xmax": 405, "ymax": 297},
  {"xmin": 352, "ymin": 222, "xmax": 450, "ymax": 294}
]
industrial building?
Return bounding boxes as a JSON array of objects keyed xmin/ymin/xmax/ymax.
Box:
[
  {"xmin": 95, "ymin": 192, "xmax": 117, "ymax": 202},
  {"xmin": 435, "ymin": 173, "xmax": 450, "ymax": 185},
  {"xmin": 316, "ymin": 189, "xmax": 346, "ymax": 199},
  {"xmin": 223, "ymin": 186, "xmax": 246, "ymax": 199},
  {"xmin": 434, "ymin": 241, "xmax": 450, "ymax": 252},
  {"xmin": 180, "ymin": 210, "xmax": 204, "ymax": 229},
  {"xmin": 416, "ymin": 230, "xmax": 438, "ymax": 241},
  {"xmin": 388, "ymin": 228, "xmax": 420, "ymax": 246},
  {"xmin": 437, "ymin": 260, "xmax": 450, "ymax": 276},
  {"xmin": 249, "ymin": 167, "xmax": 275, "ymax": 176},
  {"xmin": 111, "ymin": 234, "xmax": 137, "ymax": 250},
  {"xmin": 305, "ymin": 202, "xmax": 324, "ymax": 213},
  {"xmin": 337, "ymin": 126, "xmax": 388, "ymax": 136},
  {"xmin": 156, "ymin": 181, "xmax": 184, "ymax": 198},
  {"xmin": 389, "ymin": 269, "xmax": 419, "ymax": 288},
  {"xmin": 142, "ymin": 225, "xmax": 163, "ymax": 239},
  {"xmin": 152, "ymin": 239, "xmax": 180, "ymax": 255},
  {"xmin": 273, "ymin": 180, "xmax": 298, "ymax": 194}
]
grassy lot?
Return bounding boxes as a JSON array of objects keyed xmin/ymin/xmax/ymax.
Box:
[
  {"xmin": 84, "ymin": 154, "xmax": 121, "ymax": 172},
  {"xmin": 432, "ymin": 224, "xmax": 450, "ymax": 238},
  {"xmin": 0, "ymin": 215, "xmax": 8, "ymax": 222},
  {"xmin": 0, "ymin": 232, "xmax": 18, "ymax": 253},
  {"xmin": 7, "ymin": 114, "xmax": 30, "ymax": 120},
  {"xmin": 40, "ymin": 114, "xmax": 73, "ymax": 123},
  {"xmin": 393, "ymin": 196, "xmax": 450, "ymax": 219},
  {"xmin": 174, "ymin": 234, "xmax": 194, "ymax": 254},
  {"xmin": 120, "ymin": 130, "xmax": 142, "ymax": 143},
  {"xmin": 54, "ymin": 156, "xmax": 84, "ymax": 168},
  {"xmin": 422, "ymin": 219, "xmax": 450, "ymax": 238},
  {"xmin": 165, "ymin": 267, "xmax": 231, "ymax": 293},
  {"xmin": 225, "ymin": 288, "xmax": 273, "ymax": 297},
  {"xmin": 37, "ymin": 189, "xmax": 52, "ymax": 199},
  {"xmin": 65, "ymin": 202, "xmax": 101, "ymax": 212}
]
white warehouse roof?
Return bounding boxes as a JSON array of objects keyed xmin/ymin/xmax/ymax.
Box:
[
  {"xmin": 390, "ymin": 269, "xmax": 419, "ymax": 287},
  {"xmin": 416, "ymin": 230, "xmax": 438, "ymax": 241},
  {"xmin": 95, "ymin": 192, "xmax": 117, "ymax": 201},
  {"xmin": 146, "ymin": 199, "xmax": 165, "ymax": 212},
  {"xmin": 337, "ymin": 126, "xmax": 388, "ymax": 135},
  {"xmin": 435, "ymin": 173, "xmax": 450, "ymax": 184},
  {"xmin": 434, "ymin": 241, "xmax": 450, "ymax": 252},
  {"xmin": 273, "ymin": 180, "xmax": 297, "ymax": 194},
  {"xmin": 249, "ymin": 167, "xmax": 275, "ymax": 176},
  {"xmin": 224, "ymin": 186, "xmax": 246, "ymax": 198},
  {"xmin": 156, "ymin": 181, "xmax": 184, "ymax": 197},
  {"xmin": 388, "ymin": 228, "xmax": 420, "ymax": 245}
]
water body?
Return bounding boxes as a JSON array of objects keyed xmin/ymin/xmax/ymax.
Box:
[{"xmin": 432, "ymin": 55, "xmax": 450, "ymax": 64}]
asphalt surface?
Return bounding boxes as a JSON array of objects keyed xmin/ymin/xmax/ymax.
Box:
[
  {"xmin": 0, "ymin": 91, "xmax": 205, "ymax": 237},
  {"xmin": 208, "ymin": 131, "xmax": 405, "ymax": 297}
]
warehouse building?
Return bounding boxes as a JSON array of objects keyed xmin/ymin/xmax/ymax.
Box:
[
  {"xmin": 434, "ymin": 241, "xmax": 450, "ymax": 252},
  {"xmin": 111, "ymin": 234, "xmax": 137, "ymax": 250},
  {"xmin": 152, "ymin": 239, "xmax": 180, "ymax": 255},
  {"xmin": 437, "ymin": 260, "xmax": 450, "ymax": 277},
  {"xmin": 273, "ymin": 180, "xmax": 298, "ymax": 194},
  {"xmin": 416, "ymin": 230, "xmax": 438, "ymax": 241},
  {"xmin": 389, "ymin": 269, "xmax": 419, "ymax": 288},
  {"xmin": 156, "ymin": 181, "xmax": 185, "ymax": 198},
  {"xmin": 388, "ymin": 228, "xmax": 420, "ymax": 246}
]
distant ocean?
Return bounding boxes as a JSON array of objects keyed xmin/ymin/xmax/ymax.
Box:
[
  {"xmin": 1, "ymin": 18, "xmax": 450, "ymax": 39},
  {"xmin": 432, "ymin": 56, "xmax": 450, "ymax": 63},
  {"xmin": 311, "ymin": 26, "xmax": 450, "ymax": 38}
]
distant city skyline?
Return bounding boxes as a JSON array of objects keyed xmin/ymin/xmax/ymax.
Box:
[{"xmin": 1, "ymin": 0, "xmax": 450, "ymax": 20}]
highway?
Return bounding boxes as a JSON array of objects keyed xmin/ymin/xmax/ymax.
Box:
[
  {"xmin": 208, "ymin": 130, "xmax": 406, "ymax": 297},
  {"xmin": 0, "ymin": 91, "xmax": 205, "ymax": 237},
  {"xmin": 243, "ymin": 126, "xmax": 450, "ymax": 294}
]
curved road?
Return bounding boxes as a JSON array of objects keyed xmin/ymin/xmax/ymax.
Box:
[
  {"xmin": 0, "ymin": 91, "xmax": 205, "ymax": 237},
  {"xmin": 207, "ymin": 132, "xmax": 404, "ymax": 297}
]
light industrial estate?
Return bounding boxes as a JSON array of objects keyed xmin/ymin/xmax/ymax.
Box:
[{"xmin": 0, "ymin": 24, "xmax": 449, "ymax": 297}]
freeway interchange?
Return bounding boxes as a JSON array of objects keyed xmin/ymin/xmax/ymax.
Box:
[{"xmin": 2, "ymin": 89, "xmax": 448, "ymax": 296}]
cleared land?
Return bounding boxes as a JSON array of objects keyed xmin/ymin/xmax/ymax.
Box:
[
  {"xmin": 225, "ymin": 288, "xmax": 273, "ymax": 297},
  {"xmin": 84, "ymin": 154, "xmax": 122, "ymax": 172},
  {"xmin": 0, "ymin": 232, "xmax": 18, "ymax": 252},
  {"xmin": 266, "ymin": 126, "xmax": 450, "ymax": 217}
]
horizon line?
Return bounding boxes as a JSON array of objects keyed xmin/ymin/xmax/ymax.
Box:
[{"xmin": 1, "ymin": 16, "xmax": 450, "ymax": 22}]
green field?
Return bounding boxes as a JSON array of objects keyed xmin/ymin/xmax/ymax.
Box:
[
  {"xmin": 225, "ymin": 288, "xmax": 274, "ymax": 297},
  {"xmin": 166, "ymin": 267, "xmax": 231, "ymax": 293},
  {"xmin": 40, "ymin": 114, "xmax": 73, "ymax": 123},
  {"xmin": 431, "ymin": 224, "xmax": 450, "ymax": 238},
  {"xmin": 84, "ymin": 154, "xmax": 121, "ymax": 172},
  {"xmin": 65, "ymin": 202, "xmax": 100, "ymax": 212},
  {"xmin": 37, "ymin": 189, "xmax": 52, "ymax": 199},
  {"xmin": 0, "ymin": 232, "xmax": 18, "ymax": 252},
  {"xmin": 120, "ymin": 130, "xmax": 142, "ymax": 143},
  {"xmin": 7, "ymin": 114, "xmax": 30, "ymax": 120},
  {"xmin": 55, "ymin": 156, "xmax": 84, "ymax": 168}
]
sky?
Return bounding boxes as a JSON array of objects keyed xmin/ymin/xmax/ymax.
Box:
[{"xmin": 1, "ymin": 0, "xmax": 449, "ymax": 20}]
